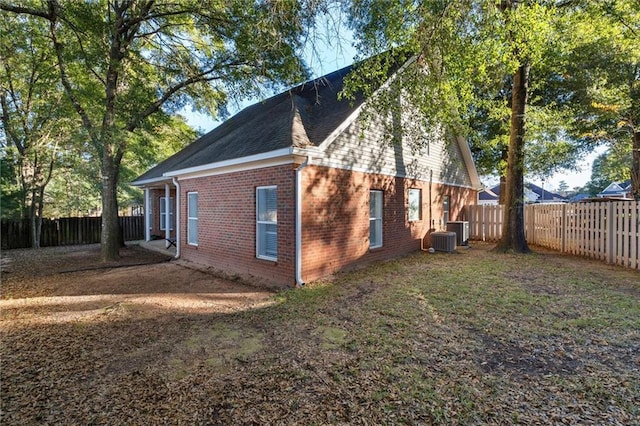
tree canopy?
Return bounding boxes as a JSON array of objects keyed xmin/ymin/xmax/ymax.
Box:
[
  {"xmin": 343, "ymin": 0, "xmax": 640, "ymax": 253},
  {"xmin": 557, "ymin": 0, "xmax": 639, "ymax": 198},
  {"xmin": 345, "ymin": 0, "xmax": 563, "ymax": 251},
  {"xmin": 1, "ymin": 0, "xmax": 319, "ymax": 259},
  {"xmin": 0, "ymin": 11, "xmax": 79, "ymax": 246},
  {"xmin": 2, "ymin": 0, "xmax": 637, "ymax": 256}
]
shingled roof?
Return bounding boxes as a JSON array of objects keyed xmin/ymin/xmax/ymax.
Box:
[{"xmin": 133, "ymin": 64, "xmax": 365, "ymax": 185}]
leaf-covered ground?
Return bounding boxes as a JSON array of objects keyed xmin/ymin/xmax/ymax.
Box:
[{"xmin": 1, "ymin": 243, "xmax": 639, "ymax": 424}]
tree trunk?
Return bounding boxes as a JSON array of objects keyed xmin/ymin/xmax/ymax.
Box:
[
  {"xmin": 498, "ymin": 175, "xmax": 507, "ymax": 205},
  {"xmin": 29, "ymin": 194, "xmax": 39, "ymax": 249},
  {"xmin": 632, "ymin": 129, "xmax": 639, "ymax": 200},
  {"xmin": 25, "ymin": 173, "xmax": 51, "ymax": 249},
  {"xmin": 498, "ymin": 148, "xmax": 507, "ymax": 204},
  {"xmin": 35, "ymin": 186, "xmax": 45, "ymax": 247},
  {"xmin": 100, "ymin": 152, "xmax": 121, "ymax": 261},
  {"xmin": 496, "ymin": 61, "xmax": 530, "ymax": 253}
]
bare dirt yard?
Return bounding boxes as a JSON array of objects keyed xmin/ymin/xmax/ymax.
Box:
[
  {"xmin": 1, "ymin": 242, "xmax": 639, "ymax": 424},
  {"xmin": 0, "ymin": 244, "xmax": 274, "ymax": 321}
]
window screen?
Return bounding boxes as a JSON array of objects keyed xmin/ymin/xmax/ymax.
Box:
[
  {"xmin": 257, "ymin": 186, "xmax": 277, "ymax": 260},
  {"xmin": 370, "ymin": 190, "xmax": 383, "ymax": 248}
]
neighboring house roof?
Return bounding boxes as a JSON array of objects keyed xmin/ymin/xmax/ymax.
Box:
[
  {"xmin": 489, "ymin": 183, "xmax": 566, "ymax": 203},
  {"xmin": 478, "ymin": 188, "xmax": 499, "ymax": 201},
  {"xmin": 524, "ymin": 187, "xmax": 540, "ymax": 203},
  {"xmin": 525, "ymin": 183, "xmax": 567, "ymax": 202},
  {"xmin": 132, "ymin": 58, "xmax": 481, "ymax": 189},
  {"xmin": 570, "ymin": 193, "xmax": 590, "ymax": 203},
  {"xmin": 598, "ymin": 180, "xmax": 631, "ymax": 197},
  {"xmin": 488, "ymin": 184, "xmax": 538, "ymax": 203}
]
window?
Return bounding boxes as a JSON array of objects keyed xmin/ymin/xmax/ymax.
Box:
[
  {"xmin": 408, "ymin": 188, "xmax": 421, "ymax": 221},
  {"xmin": 369, "ymin": 190, "xmax": 383, "ymax": 249},
  {"xmin": 256, "ymin": 186, "xmax": 277, "ymax": 261},
  {"xmin": 187, "ymin": 192, "xmax": 198, "ymax": 246},
  {"xmin": 159, "ymin": 196, "xmax": 174, "ymax": 230},
  {"xmin": 443, "ymin": 195, "xmax": 450, "ymax": 224}
]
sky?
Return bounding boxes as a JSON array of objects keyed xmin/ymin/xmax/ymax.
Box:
[
  {"xmin": 182, "ymin": 21, "xmax": 603, "ymax": 195},
  {"xmin": 527, "ymin": 146, "xmax": 607, "ymax": 192},
  {"xmin": 183, "ymin": 14, "xmax": 358, "ymax": 136},
  {"xmin": 182, "ymin": 41, "xmax": 357, "ymax": 134}
]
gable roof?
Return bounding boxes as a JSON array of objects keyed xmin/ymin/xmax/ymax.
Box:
[
  {"xmin": 598, "ymin": 180, "xmax": 631, "ymax": 197},
  {"xmin": 478, "ymin": 188, "xmax": 499, "ymax": 201},
  {"xmin": 133, "ymin": 58, "xmax": 480, "ymax": 189},
  {"xmin": 133, "ymin": 65, "xmax": 365, "ymax": 185}
]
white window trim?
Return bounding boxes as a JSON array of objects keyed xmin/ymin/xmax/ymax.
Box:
[
  {"xmin": 159, "ymin": 196, "xmax": 174, "ymax": 231},
  {"xmin": 443, "ymin": 195, "xmax": 450, "ymax": 225},
  {"xmin": 187, "ymin": 192, "xmax": 198, "ymax": 246},
  {"xmin": 408, "ymin": 188, "xmax": 422, "ymax": 222},
  {"xmin": 370, "ymin": 190, "xmax": 383, "ymax": 249},
  {"xmin": 256, "ymin": 185, "xmax": 277, "ymax": 261}
]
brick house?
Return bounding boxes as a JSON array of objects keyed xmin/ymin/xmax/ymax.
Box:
[{"xmin": 132, "ymin": 58, "xmax": 481, "ymax": 288}]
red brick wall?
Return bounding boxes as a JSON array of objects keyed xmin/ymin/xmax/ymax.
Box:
[
  {"xmin": 149, "ymin": 188, "xmax": 176, "ymax": 239},
  {"xmin": 172, "ymin": 163, "xmax": 475, "ymax": 288},
  {"xmin": 300, "ymin": 165, "xmax": 476, "ymax": 283},
  {"xmin": 178, "ymin": 164, "xmax": 296, "ymax": 288}
]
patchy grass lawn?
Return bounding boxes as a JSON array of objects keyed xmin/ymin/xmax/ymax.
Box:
[{"xmin": 1, "ymin": 243, "xmax": 639, "ymax": 424}]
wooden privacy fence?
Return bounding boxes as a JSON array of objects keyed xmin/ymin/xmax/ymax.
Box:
[
  {"xmin": 463, "ymin": 201, "xmax": 639, "ymax": 270},
  {"xmin": 1, "ymin": 216, "xmax": 145, "ymax": 250}
]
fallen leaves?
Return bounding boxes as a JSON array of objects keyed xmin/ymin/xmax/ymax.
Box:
[{"xmin": 1, "ymin": 242, "xmax": 639, "ymax": 424}]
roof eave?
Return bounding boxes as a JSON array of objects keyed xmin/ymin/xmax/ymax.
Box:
[
  {"xmin": 163, "ymin": 146, "xmax": 324, "ymax": 179},
  {"xmin": 455, "ymin": 135, "xmax": 483, "ymax": 190},
  {"xmin": 131, "ymin": 176, "xmax": 174, "ymax": 187}
]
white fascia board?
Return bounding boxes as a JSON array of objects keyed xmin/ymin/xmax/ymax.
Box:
[
  {"xmin": 163, "ymin": 147, "xmax": 293, "ymax": 178},
  {"xmin": 455, "ymin": 135, "xmax": 482, "ymax": 190},
  {"xmin": 292, "ymin": 146, "xmax": 323, "ymax": 158},
  {"xmin": 291, "ymin": 147, "xmax": 324, "ymax": 165},
  {"xmin": 176, "ymin": 157, "xmax": 293, "ymax": 181},
  {"xmin": 317, "ymin": 56, "xmax": 418, "ymax": 152},
  {"xmin": 164, "ymin": 147, "xmax": 323, "ymax": 181},
  {"xmin": 130, "ymin": 176, "xmax": 173, "ymax": 187}
]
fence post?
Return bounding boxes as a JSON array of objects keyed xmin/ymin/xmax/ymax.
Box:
[
  {"xmin": 480, "ymin": 204, "xmax": 485, "ymax": 241},
  {"xmin": 526, "ymin": 204, "xmax": 532, "ymax": 244},
  {"xmin": 631, "ymin": 201, "xmax": 638, "ymax": 269},
  {"xmin": 606, "ymin": 202, "xmax": 614, "ymax": 264},
  {"xmin": 561, "ymin": 203, "xmax": 566, "ymax": 253}
]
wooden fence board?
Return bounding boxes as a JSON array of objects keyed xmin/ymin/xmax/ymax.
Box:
[
  {"xmin": 464, "ymin": 201, "xmax": 639, "ymax": 270},
  {"xmin": 1, "ymin": 216, "xmax": 144, "ymax": 250}
]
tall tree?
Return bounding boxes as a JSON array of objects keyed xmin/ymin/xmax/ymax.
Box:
[
  {"xmin": 1, "ymin": 0, "xmax": 316, "ymax": 260},
  {"xmin": 494, "ymin": 0, "xmax": 554, "ymax": 253},
  {"xmin": 346, "ymin": 0, "xmax": 564, "ymax": 252},
  {"xmin": 556, "ymin": 0, "xmax": 639, "ymax": 199},
  {"xmin": 0, "ymin": 11, "xmax": 77, "ymax": 247}
]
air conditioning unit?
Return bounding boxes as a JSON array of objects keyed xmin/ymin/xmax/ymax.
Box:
[
  {"xmin": 431, "ymin": 231, "xmax": 457, "ymax": 253},
  {"xmin": 446, "ymin": 221, "xmax": 469, "ymax": 246}
]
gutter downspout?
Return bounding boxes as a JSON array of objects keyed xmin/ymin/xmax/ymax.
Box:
[
  {"xmin": 144, "ymin": 188, "xmax": 151, "ymax": 241},
  {"xmin": 423, "ymin": 169, "xmax": 433, "ymax": 252},
  {"xmin": 172, "ymin": 177, "xmax": 181, "ymax": 259},
  {"xmin": 295, "ymin": 157, "xmax": 310, "ymax": 287}
]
